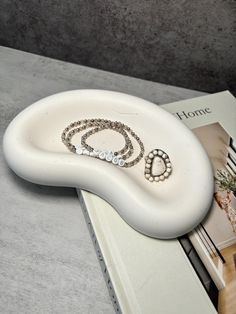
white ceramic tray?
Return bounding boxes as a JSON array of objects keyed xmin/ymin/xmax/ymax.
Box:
[{"xmin": 3, "ymin": 90, "xmax": 214, "ymax": 238}]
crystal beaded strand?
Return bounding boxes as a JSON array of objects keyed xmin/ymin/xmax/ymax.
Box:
[{"xmin": 61, "ymin": 119, "xmax": 145, "ymax": 168}]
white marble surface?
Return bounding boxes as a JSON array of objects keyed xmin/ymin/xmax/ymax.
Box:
[{"xmin": 0, "ymin": 46, "xmax": 204, "ymax": 314}]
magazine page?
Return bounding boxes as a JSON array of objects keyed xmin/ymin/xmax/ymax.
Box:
[
  {"xmin": 163, "ymin": 91, "xmax": 236, "ymax": 314},
  {"xmin": 78, "ymin": 91, "xmax": 235, "ymax": 314}
]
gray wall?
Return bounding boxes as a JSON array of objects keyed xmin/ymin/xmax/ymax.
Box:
[{"xmin": 0, "ymin": 0, "xmax": 235, "ymax": 94}]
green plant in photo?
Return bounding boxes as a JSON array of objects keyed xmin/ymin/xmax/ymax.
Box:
[{"xmin": 215, "ymin": 169, "xmax": 236, "ymax": 196}]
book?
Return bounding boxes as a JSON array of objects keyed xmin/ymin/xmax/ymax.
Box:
[{"xmin": 77, "ymin": 91, "xmax": 236, "ymax": 314}]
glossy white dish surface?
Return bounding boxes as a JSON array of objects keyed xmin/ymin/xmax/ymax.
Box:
[{"xmin": 3, "ymin": 90, "xmax": 214, "ymax": 238}]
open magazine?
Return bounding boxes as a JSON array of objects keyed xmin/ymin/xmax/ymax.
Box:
[{"xmin": 77, "ymin": 91, "xmax": 236, "ymax": 314}]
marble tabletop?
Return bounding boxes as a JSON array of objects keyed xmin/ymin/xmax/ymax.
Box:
[{"xmin": 0, "ymin": 46, "xmax": 205, "ymax": 314}]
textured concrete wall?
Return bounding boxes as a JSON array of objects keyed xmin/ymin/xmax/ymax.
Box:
[{"xmin": 0, "ymin": 0, "xmax": 235, "ymax": 94}]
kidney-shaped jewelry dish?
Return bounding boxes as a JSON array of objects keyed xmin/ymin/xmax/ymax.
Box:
[{"xmin": 3, "ymin": 90, "xmax": 214, "ymax": 239}]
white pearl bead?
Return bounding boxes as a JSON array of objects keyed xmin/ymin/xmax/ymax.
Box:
[
  {"xmin": 145, "ymin": 174, "xmax": 150, "ymax": 179},
  {"xmin": 166, "ymin": 168, "xmax": 172, "ymax": 173},
  {"xmin": 149, "ymin": 177, "xmax": 154, "ymax": 182},
  {"xmin": 149, "ymin": 153, "xmax": 154, "ymax": 158},
  {"xmin": 164, "ymin": 172, "xmax": 169, "ymax": 177},
  {"xmin": 153, "ymin": 150, "xmax": 158, "ymax": 155},
  {"xmin": 154, "ymin": 177, "xmax": 160, "ymax": 182},
  {"xmin": 160, "ymin": 175, "xmax": 165, "ymax": 181},
  {"xmin": 166, "ymin": 163, "xmax": 171, "ymax": 167},
  {"xmin": 158, "ymin": 150, "xmax": 163, "ymax": 156}
]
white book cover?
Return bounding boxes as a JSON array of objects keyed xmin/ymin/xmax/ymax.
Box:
[{"xmin": 77, "ymin": 91, "xmax": 236, "ymax": 314}]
